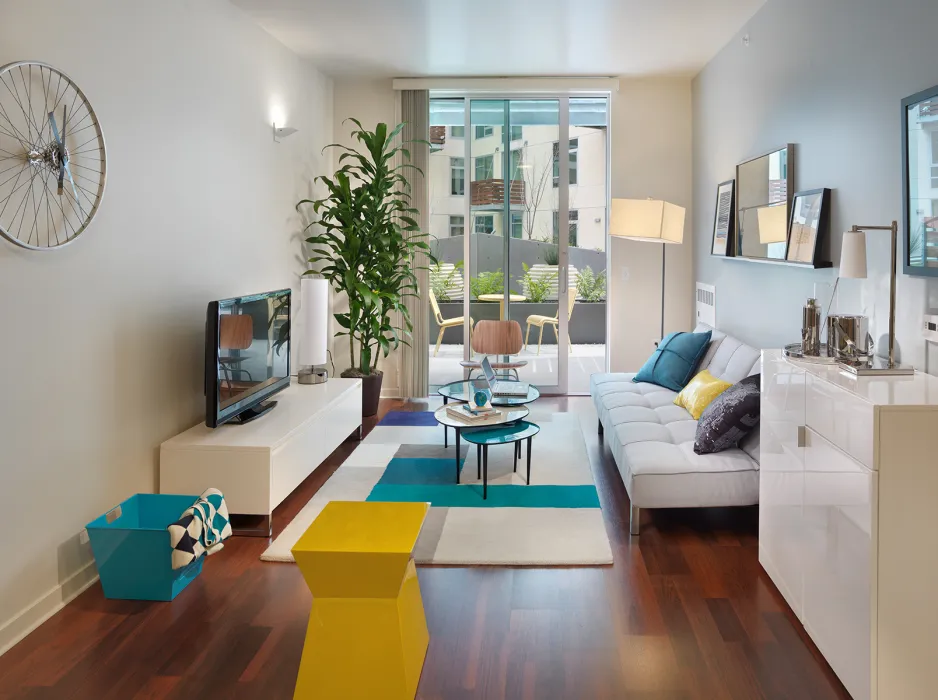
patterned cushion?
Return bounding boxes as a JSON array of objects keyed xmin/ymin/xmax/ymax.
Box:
[
  {"xmin": 633, "ymin": 330, "xmax": 712, "ymax": 392},
  {"xmin": 694, "ymin": 374, "xmax": 761, "ymax": 455}
]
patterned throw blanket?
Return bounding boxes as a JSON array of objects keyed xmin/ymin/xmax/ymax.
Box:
[{"xmin": 167, "ymin": 488, "xmax": 232, "ymax": 570}]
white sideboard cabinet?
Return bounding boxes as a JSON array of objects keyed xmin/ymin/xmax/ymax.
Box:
[{"xmin": 760, "ymin": 350, "xmax": 938, "ymax": 700}]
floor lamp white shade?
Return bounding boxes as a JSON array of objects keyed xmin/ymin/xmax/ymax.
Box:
[
  {"xmin": 299, "ymin": 277, "xmax": 328, "ymax": 366},
  {"xmin": 609, "ymin": 198, "xmax": 685, "ymax": 245},
  {"xmin": 839, "ymin": 230, "xmax": 868, "ymax": 279},
  {"xmin": 609, "ymin": 198, "xmax": 686, "ymax": 341}
]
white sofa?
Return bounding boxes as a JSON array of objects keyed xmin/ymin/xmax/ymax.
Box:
[{"xmin": 590, "ymin": 324, "xmax": 761, "ymax": 535}]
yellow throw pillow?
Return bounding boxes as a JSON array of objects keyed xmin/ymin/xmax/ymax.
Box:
[{"xmin": 674, "ymin": 370, "xmax": 732, "ymax": 420}]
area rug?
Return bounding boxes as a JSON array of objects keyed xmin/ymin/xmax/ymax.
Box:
[{"xmin": 261, "ymin": 410, "xmax": 613, "ymax": 566}]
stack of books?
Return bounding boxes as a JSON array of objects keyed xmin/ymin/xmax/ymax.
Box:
[{"xmin": 445, "ymin": 403, "xmax": 500, "ymax": 424}]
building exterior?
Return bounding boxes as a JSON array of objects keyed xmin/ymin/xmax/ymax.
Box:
[{"xmin": 428, "ymin": 119, "xmax": 607, "ymax": 254}]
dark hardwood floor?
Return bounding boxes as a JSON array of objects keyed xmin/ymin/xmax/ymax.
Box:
[{"xmin": 0, "ymin": 397, "xmax": 850, "ymax": 700}]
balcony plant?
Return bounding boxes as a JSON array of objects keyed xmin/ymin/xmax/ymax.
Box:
[
  {"xmin": 470, "ymin": 269, "xmax": 505, "ymax": 299},
  {"xmin": 576, "ymin": 265, "xmax": 607, "ymax": 302},
  {"xmin": 520, "ymin": 262, "xmax": 557, "ymax": 303},
  {"xmin": 298, "ymin": 119, "xmax": 433, "ymax": 416}
]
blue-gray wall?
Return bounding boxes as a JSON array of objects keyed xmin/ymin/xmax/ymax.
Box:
[{"xmin": 693, "ymin": 0, "xmax": 938, "ymax": 372}]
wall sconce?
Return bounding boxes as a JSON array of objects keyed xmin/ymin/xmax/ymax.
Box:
[{"xmin": 273, "ymin": 123, "xmax": 298, "ymax": 143}]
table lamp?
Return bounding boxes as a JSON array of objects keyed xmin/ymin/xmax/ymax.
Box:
[
  {"xmin": 610, "ymin": 198, "xmax": 686, "ymax": 340},
  {"xmin": 298, "ymin": 276, "xmax": 329, "ymax": 384},
  {"xmin": 836, "ymin": 223, "xmax": 912, "ymax": 376}
]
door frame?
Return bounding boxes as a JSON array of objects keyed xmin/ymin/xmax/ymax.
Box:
[{"xmin": 431, "ymin": 90, "xmax": 612, "ymax": 395}]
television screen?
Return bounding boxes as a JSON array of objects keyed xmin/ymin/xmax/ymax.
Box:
[{"xmin": 205, "ymin": 289, "xmax": 291, "ymax": 427}]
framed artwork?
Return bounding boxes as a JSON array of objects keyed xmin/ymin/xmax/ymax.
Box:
[
  {"xmin": 711, "ymin": 179, "xmax": 735, "ymax": 256},
  {"xmin": 902, "ymin": 84, "xmax": 938, "ymax": 276},
  {"xmin": 786, "ymin": 188, "xmax": 831, "ymax": 264}
]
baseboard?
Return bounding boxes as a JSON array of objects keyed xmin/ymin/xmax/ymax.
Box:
[{"xmin": 0, "ymin": 562, "xmax": 99, "ymax": 658}]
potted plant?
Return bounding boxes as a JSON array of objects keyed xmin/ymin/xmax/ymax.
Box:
[{"xmin": 298, "ymin": 119, "xmax": 433, "ymax": 417}]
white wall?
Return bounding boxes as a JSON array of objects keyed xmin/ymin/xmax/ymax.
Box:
[
  {"xmin": 0, "ymin": 0, "xmax": 333, "ymax": 653},
  {"xmin": 609, "ymin": 79, "xmax": 695, "ymax": 372},
  {"xmin": 693, "ymin": 0, "xmax": 938, "ymax": 371},
  {"xmin": 333, "ymin": 77, "xmax": 695, "ymax": 389}
]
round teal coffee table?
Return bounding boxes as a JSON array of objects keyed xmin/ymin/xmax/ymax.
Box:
[
  {"xmin": 438, "ymin": 380, "xmax": 540, "ymax": 407},
  {"xmin": 460, "ymin": 421, "xmax": 540, "ymax": 499},
  {"xmin": 437, "ymin": 380, "xmax": 539, "ymax": 449}
]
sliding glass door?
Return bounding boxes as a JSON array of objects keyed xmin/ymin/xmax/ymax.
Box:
[{"xmin": 428, "ymin": 94, "xmax": 608, "ymax": 395}]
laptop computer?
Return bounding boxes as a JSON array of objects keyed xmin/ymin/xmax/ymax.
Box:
[{"xmin": 480, "ymin": 357, "xmax": 530, "ymax": 397}]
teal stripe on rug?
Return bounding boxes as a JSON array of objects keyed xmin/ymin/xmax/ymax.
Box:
[{"xmin": 366, "ymin": 483, "xmax": 600, "ymax": 508}]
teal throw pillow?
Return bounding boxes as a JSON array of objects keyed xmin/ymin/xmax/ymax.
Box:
[{"xmin": 633, "ymin": 331, "xmax": 713, "ymax": 392}]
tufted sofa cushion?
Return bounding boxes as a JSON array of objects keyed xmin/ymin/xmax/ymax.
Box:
[{"xmin": 591, "ymin": 324, "xmax": 761, "ymax": 511}]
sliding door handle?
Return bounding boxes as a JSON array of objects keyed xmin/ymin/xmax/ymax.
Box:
[{"xmin": 797, "ymin": 425, "xmax": 807, "ymax": 448}]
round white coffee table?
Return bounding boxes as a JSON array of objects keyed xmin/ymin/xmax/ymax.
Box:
[{"xmin": 433, "ymin": 404, "xmax": 529, "ymax": 484}]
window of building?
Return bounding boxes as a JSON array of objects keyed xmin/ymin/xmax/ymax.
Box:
[
  {"xmin": 510, "ymin": 213, "xmax": 523, "ymax": 239},
  {"xmin": 510, "ymin": 125, "xmax": 523, "ymax": 141},
  {"xmin": 475, "ymin": 154, "xmax": 494, "ymax": 181},
  {"xmin": 510, "ymin": 149, "xmax": 523, "ymax": 179},
  {"xmin": 932, "ymin": 131, "xmax": 938, "ymax": 188},
  {"xmin": 552, "ymin": 209, "xmax": 579, "ymax": 246},
  {"xmin": 450, "ymin": 125, "xmax": 465, "ymax": 138},
  {"xmin": 474, "ymin": 214, "xmax": 495, "ymax": 235},
  {"xmin": 474, "ymin": 125, "xmax": 493, "ymax": 139},
  {"xmin": 450, "ymin": 157, "xmax": 465, "ymax": 196},
  {"xmin": 553, "ymin": 138, "xmax": 579, "ymax": 187},
  {"xmin": 449, "ymin": 215, "xmax": 465, "ymax": 237}
]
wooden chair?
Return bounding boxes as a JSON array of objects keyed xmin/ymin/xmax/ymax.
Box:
[
  {"xmin": 525, "ymin": 288, "xmax": 577, "ymax": 356},
  {"xmin": 431, "ymin": 289, "xmax": 472, "ymax": 357},
  {"xmin": 460, "ymin": 320, "xmax": 528, "ymax": 379}
]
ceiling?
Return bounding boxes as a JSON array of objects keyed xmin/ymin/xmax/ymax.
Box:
[{"xmin": 231, "ymin": 0, "xmax": 766, "ymax": 78}]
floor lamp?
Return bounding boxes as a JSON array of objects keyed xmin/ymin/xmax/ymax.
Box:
[{"xmin": 609, "ymin": 199, "xmax": 686, "ymax": 340}]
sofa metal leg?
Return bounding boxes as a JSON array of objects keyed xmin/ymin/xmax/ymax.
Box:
[{"xmin": 629, "ymin": 505, "xmax": 640, "ymax": 536}]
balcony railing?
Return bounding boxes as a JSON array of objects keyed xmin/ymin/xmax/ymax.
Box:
[{"xmin": 470, "ymin": 179, "xmax": 525, "ymax": 207}]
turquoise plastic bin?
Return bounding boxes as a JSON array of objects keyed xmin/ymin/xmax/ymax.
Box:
[{"xmin": 86, "ymin": 493, "xmax": 204, "ymax": 601}]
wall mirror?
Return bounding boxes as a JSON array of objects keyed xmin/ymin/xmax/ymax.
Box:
[
  {"xmin": 902, "ymin": 84, "xmax": 938, "ymax": 276},
  {"xmin": 735, "ymin": 144, "xmax": 793, "ymax": 261}
]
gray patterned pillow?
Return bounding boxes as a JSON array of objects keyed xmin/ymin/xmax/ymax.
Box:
[{"xmin": 694, "ymin": 374, "xmax": 760, "ymax": 455}]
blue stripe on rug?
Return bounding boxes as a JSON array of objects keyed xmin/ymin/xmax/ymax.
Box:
[
  {"xmin": 367, "ymin": 483, "xmax": 600, "ymax": 508},
  {"xmin": 378, "ymin": 411, "xmax": 439, "ymax": 427}
]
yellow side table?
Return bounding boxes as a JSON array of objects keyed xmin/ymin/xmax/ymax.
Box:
[{"xmin": 291, "ymin": 501, "xmax": 430, "ymax": 700}]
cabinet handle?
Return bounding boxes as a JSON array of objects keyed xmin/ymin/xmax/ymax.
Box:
[{"xmin": 797, "ymin": 425, "xmax": 807, "ymax": 448}]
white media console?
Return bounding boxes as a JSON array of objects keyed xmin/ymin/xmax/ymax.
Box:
[{"xmin": 160, "ymin": 378, "xmax": 363, "ymax": 535}]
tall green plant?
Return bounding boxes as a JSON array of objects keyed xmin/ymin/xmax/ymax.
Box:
[{"xmin": 298, "ymin": 119, "xmax": 433, "ymax": 376}]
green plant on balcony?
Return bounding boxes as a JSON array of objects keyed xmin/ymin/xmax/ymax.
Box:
[
  {"xmin": 430, "ymin": 260, "xmax": 462, "ymax": 302},
  {"xmin": 576, "ymin": 265, "xmax": 607, "ymax": 302},
  {"xmin": 470, "ymin": 269, "xmax": 505, "ymax": 299},
  {"xmin": 542, "ymin": 243, "xmax": 559, "ymax": 266},
  {"xmin": 520, "ymin": 263, "xmax": 557, "ymax": 303}
]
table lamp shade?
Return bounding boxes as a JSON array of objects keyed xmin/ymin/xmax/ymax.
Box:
[
  {"xmin": 839, "ymin": 230, "xmax": 868, "ymax": 279},
  {"xmin": 757, "ymin": 204, "xmax": 789, "ymax": 244},
  {"xmin": 299, "ymin": 277, "xmax": 328, "ymax": 366},
  {"xmin": 610, "ymin": 199, "xmax": 685, "ymax": 244}
]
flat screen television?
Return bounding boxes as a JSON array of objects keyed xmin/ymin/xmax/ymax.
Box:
[{"xmin": 205, "ymin": 289, "xmax": 291, "ymax": 428}]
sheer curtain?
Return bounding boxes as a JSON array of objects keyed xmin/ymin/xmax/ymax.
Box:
[{"xmin": 399, "ymin": 89, "xmax": 430, "ymax": 398}]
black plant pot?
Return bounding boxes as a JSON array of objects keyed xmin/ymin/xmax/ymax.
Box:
[{"xmin": 360, "ymin": 371, "xmax": 384, "ymax": 417}]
